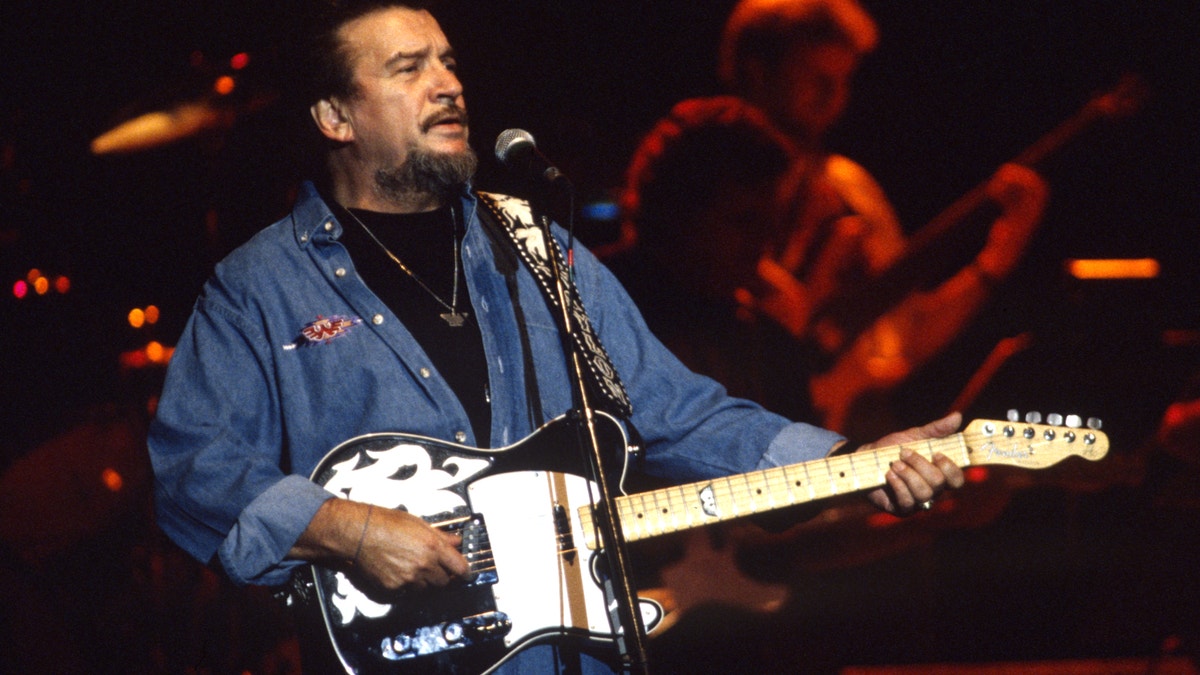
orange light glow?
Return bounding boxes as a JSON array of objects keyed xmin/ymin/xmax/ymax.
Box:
[
  {"xmin": 146, "ymin": 340, "xmax": 172, "ymax": 364},
  {"xmin": 145, "ymin": 305, "xmax": 160, "ymax": 324},
  {"xmin": 128, "ymin": 308, "xmax": 146, "ymax": 328},
  {"xmin": 1066, "ymin": 258, "xmax": 1160, "ymax": 280},
  {"xmin": 119, "ymin": 349, "xmax": 149, "ymax": 369},
  {"xmin": 119, "ymin": 342, "xmax": 175, "ymax": 369},
  {"xmin": 90, "ymin": 102, "xmax": 224, "ymax": 155},
  {"xmin": 33, "ymin": 276, "xmax": 49, "ymax": 295},
  {"xmin": 101, "ymin": 467, "xmax": 124, "ymax": 493},
  {"xmin": 26, "ymin": 268, "xmax": 41, "ymax": 284},
  {"xmin": 214, "ymin": 75, "xmax": 236, "ymax": 96},
  {"xmin": 54, "ymin": 275, "xmax": 70, "ymax": 294}
]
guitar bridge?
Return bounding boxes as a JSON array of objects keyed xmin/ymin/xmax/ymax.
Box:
[{"xmin": 439, "ymin": 511, "xmax": 498, "ymax": 587}]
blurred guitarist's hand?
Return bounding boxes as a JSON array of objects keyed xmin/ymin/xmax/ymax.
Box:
[
  {"xmin": 735, "ymin": 214, "xmax": 872, "ymax": 338},
  {"xmin": 975, "ymin": 163, "xmax": 1049, "ymax": 280}
]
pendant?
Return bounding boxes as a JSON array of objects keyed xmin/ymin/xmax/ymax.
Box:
[{"xmin": 440, "ymin": 311, "xmax": 468, "ymax": 327}]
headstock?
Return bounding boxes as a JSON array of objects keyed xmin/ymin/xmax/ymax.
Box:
[{"xmin": 963, "ymin": 411, "xmax": 1109, "ymax": 469}]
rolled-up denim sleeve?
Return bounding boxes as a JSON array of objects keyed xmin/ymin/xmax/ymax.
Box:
[
  {"xmin": 217, "ymin": 475, "xmax": 335, "ymax": 585},
  {"xmin": 756, "ymin": 422, "xmax": 844, "ymax": 469}
]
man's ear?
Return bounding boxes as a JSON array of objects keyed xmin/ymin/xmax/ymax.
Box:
[{"xmin": 310, "ymin": 98, "xmax": 354, "ymax": 143}]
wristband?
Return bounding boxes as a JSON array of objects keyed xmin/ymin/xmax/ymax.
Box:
[{"xmin": 352, "ymin": 504, "xmax": 374, "ymax": 565}]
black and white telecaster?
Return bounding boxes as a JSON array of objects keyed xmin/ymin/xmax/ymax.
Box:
[{"xmin": 295, "ymin": 412, "xmax": 1108, "ymax": 674}]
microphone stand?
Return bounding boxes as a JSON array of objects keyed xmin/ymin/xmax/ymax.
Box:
[{"xmin": 529, "ymin": 186, "xmax": 651, "ymax": 675}]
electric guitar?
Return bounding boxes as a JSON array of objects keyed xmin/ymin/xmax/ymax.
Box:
[{"xmin": 296, "ymin": 412, "xmax": 1108, "ymax": 674}]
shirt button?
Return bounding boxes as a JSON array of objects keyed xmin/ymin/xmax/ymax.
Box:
[
  {"xmin": 419, "ymin": 367, "xmax": 431, "ymax": 378},
  {"xmin": 335, "ymin": 268, "xmax": 346, "ymax": 277},
  {"xmin": 455, "ymin": 431, "xmax": 467, "ymax": 443},
  {"xmin": 324, "ymin": 221, "xmax": 334, "ymax": 231},
  {"xmin": 372, "ymin": 314, "xmax": 384, "ymax": 325},
  {"xmin": 300, "ymin": 234, "xmax": 309, "ymax": 243}
]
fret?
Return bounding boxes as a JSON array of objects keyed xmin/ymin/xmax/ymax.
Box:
[
  {"xmin": 956, "ymin": 433, "xmax": 971, "ymax": 466},
  {"xmin": 678, "ymin": 484, "xmax": 700, "ymax": 528},
  {"xmin": 716, "ymin": 475, "xmax": 738, "ymax": 519},
  {"xmin": 745, "ymin": 469, "xmax": 771, "ymax": 511},
  {"xmin": 765, "ymin": 467, "xmax": 785, "ymax": 508},
  {"xmin": 736, "ymin": 472, "xmax": 753, "ymax": 515},
  {"xmin": 847, "ymin": 453, "xmax": 863, "ymax": 491},
  {"xmin": 778, "ymin": 464, "xmax": 798, "ymax": 505},
  {"xmin": 801, "ymin": 460, "xmax": 816, "ymax": 502},
  {"xmin": 649, "ymin": 489, "xmax": 670, "ymax": 536},
  {"xmin": 643, "ymin": 490, "xmax": 664, "ymax": 536},
  {"xmin": 659, "ymin": 485, "xmax": 680, "ymax": 532},
  {"xmin": 628, "ymin": 492, "xmax": 651, "ymax": 540}
]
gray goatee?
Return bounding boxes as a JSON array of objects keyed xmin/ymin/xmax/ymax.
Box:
[{"xmin": 375, "ymin": 143, "xmax": 478, "ymax": 204}]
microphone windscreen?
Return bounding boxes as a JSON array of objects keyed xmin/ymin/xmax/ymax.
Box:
[{"xmin": 495, "ymin": 128, "xmax": 536, "ymax": 164}]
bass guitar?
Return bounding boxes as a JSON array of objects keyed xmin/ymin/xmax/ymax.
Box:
[{"xmin": 296, "ymin": 412, "xmax": 1108, "ymax": 674}]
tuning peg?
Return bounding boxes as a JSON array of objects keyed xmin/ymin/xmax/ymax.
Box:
[
  {"xmin": 1047, "ymin": 413, "xmax": 1063, "ymax": 426},
  {"xmin": 1025, "ymin": 411, "xmax": 1043, "ymax": 424},
  {"xmin": 1086, "ymin": 417, "xmax": 1103, "ymax": 430},
  {"xmin": 1065, "ymin": 414, "xmax": 1083, "ymax": 428},
  {"xmin": 1007, "ymin": 409, "xmax": 1020, "ymax": 422}
]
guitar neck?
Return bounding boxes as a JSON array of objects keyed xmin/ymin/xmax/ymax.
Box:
[
  {"xmin": 580, "ymin": 435, "xmax": 968, "ymax": 550},
  {"xmin": 579, "ymin": 417, "xmax": 1109, "ymax": 550}
]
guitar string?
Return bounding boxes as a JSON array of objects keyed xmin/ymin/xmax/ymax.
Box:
[{"xmin": 609, "ymin": 432, "xmax": 1091, "ymax": 538}]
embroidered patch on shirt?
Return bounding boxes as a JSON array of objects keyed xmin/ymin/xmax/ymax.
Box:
[{"xmin": 284, "ymin": 315, "xmax": 362, "ymax": 350}]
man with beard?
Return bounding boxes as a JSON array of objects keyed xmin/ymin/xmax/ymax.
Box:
[{"xmin": 148, "ymin": 2, "xmax": 964, "ymax": 673}]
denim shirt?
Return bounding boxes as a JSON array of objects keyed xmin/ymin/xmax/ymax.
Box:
[{"xmin": 148, "ymin": 181, "xmax": 843, "ymax": 588}]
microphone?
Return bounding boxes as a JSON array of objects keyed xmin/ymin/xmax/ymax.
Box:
[{"xmin": 494, "ymin": 128, "xmax": 568, "ymax": 185}]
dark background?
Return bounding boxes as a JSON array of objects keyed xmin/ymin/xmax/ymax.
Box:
[{"xmin": 1, "ymin": 1, "xmax": 1198, "ymax": 673}]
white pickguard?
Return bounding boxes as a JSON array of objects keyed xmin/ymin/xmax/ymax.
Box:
[{"xmin": 467, "ymin": 471, "xmax": 611, "ymax": 645}]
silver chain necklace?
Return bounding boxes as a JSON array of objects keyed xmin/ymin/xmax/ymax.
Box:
[{"xmin": 343, "ymin": 206, "xmax": 469, "ymax": 327}]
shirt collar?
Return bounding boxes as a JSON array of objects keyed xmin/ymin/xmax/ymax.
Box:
[{"xmin": 290, "ymin": 180, "xmax": 480, "ymax": 248}]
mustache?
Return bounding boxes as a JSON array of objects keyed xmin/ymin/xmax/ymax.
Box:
[{"xmin": 420, "ymin": 105, "xmax": 469, "ymax": 132}]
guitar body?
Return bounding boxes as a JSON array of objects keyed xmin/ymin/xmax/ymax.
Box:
[{"xmin": 301, "ymin": 412, "xmax": 664, "ymax": 674}]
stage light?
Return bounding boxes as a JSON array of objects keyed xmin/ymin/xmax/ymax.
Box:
[
  {"xmin": 128, "ymin": 308, "xmax": 146, "ymax": 329},
  {"xmin": 230, "ymin": 52, "xmax": 250, "ymax": 70},
  {"xmin": 33, "ymin": 276, "xmax": 49, "ymax": 295},
  {"xmin": 1066, "ymin": 258, "xmax": 1159, "ymax": 280},
  {"xmin": 146, "ymin": 341, "xmax": 168, "ymax": 363},
  {"xmin": 582, "ymin": 199, "xmax": 620, "ymax": 221},
  {"xmin": 13, "ymin": 279, "xmax": 27, "ymax": 299},
  {"xmin": 101, "ymin": 467, "xmax": 124, "ymax": 493},
  {"xmin": 145, "ymin": 305, "xmax": 159, "ymax": 324},
  {"xmin": 214, "ymin": 75, "xmax": 236, "ymax": 96},
  {"xmin": 54, "ymin": 275, "xmax": 70, "ymax": 294}
]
